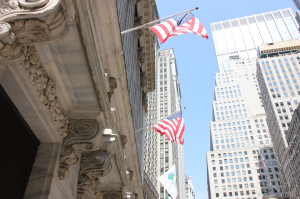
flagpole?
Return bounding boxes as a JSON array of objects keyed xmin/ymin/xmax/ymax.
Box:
[
  {"xmin": 121, "ymin": 7, "xmax": 198, "ymax": 35},
  {"xmin": 135, "ymin": 107, "xmax": 186, "ymax": 133}
]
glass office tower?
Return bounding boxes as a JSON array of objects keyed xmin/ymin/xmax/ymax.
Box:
[{"xmin": 211, "ymin": 8, "xmax": 300, "ymax": 72}]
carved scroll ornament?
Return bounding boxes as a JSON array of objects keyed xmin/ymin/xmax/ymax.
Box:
[
  {"xmin": 77, "ymin": 151, "xmax": 112, "ymax": 199},
  {"xmin": 0, "ymin": 0, "xmax": 68, "ymax": 61},
  {"xmin": 58, "ymin": 120, "xmax": 104, "ymax": 180}
]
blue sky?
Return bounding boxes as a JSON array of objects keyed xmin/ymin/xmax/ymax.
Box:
[{"xmin": 154, "ymin": 1, "xmax": 297, "ymax": 199}]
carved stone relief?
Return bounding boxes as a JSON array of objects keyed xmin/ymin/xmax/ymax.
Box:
[
  {"xmin": 121, "ymin": 135, "xmax": 128, "ymax": 149},
  {"xmin": 128, "ymin": 170, "xmax": 134, "ymax": 181},
  {"xmin": 77, "ymin": 151, "xmax": 112, "ymax": 199},
  {"xmin": 134, "ymin": 29, "xmax": 143, "ymax": 38},
  {"xmin": 142, "ymin": 91, "xmax": 148, "ymax": 112},
  {"xmin": 107, "ymin": 77, "xmax": 117, "ymax": 103},
  {"xmin": 58, "ymin": 120, "xmax": 104, "ymax": 180},
  {"xmin": 19, "ymin": 46, "xmax": 68, "ymax": 138},
  {"xmin": 140, "ymin": 71, "xmax": 146, "ymax": 88},
  {"xmin": 100, "ymin": 191, "xmax": 122, "ymax": 199},
  {"xmin": 137, "ymin": 47, "xmax": 144, "ymax": 66},
  {"xmin": 134, "ymin": 16, "xmax": 142, "ymax": 27},
  {"xmin": 0, "ymin": 1, "xmax": 68, "ymax": 61}
]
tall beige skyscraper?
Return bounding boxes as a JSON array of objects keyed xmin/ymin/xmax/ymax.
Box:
[{"xmin": 144, "ymin": 48, "xmax": 185, "ymax": 199}]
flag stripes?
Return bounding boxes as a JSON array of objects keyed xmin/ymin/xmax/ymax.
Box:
[
  {"xmin": 150, "ymin": 12, "xmax": 208, "ymax": 44},
  {"xmin": 153, "ymin": 112, "xmax": 185, "ymax": 144}
]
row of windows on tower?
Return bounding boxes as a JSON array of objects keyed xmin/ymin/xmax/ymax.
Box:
[
  {"xmin": 217, "ymin": 89, "xmax": 241, "ymax": 95},
  {"xmin": 217, "ymin": 85, "xmax": 240, "ymax": 91},
  {"xmin": 215, "ymin": 190, "xmax": 258, "ymax": 198},
  {"xmin": 218, "ymin": 80, "xmax": 235, "ymax": 85}
]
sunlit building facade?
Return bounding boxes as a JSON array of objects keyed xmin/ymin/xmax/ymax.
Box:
[
  {"xmin": 145, "ymin": 48, "xmax": 185, "ymax": 199},
  {"xmin": 207, "ymin": 60, "xmax": 282, "ymax": 199},
  {"xmin": 211, "ymin": 8, "xmax": 300, "ymax": 72},
  {"xmin": 256, "ymin": 40, "xmax": 300, "ymax": 198}
]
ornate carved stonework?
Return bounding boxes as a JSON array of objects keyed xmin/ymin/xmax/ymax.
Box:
[
  {"xmin": 0, "ymin": 0, "xmax": 20, "ymax": 14},
  {"xmin": 134, "ymin": 16, "xmax": 142, "ymax": 27},
  {"xmin": 19, "ymin": 46, "xmax": 68, "ymax": 137},
  {"xmin": 121, "ymin": 135, "xmax": 128, "ymax": 149},
  {"xmin": 58, "ymin": 120, "xmax": 104, "ymax": 180},
  {"xmin": 101, "ymin": 191, "xmax": 122, "ymax": 199},
  {"xmin": 10, "ymin": 19, "xmax": 50, "ymax": 43},
  {"xmin": 134, "ymin": 29, "xmax": 143, "ymax": 37},
  {"xmin": 129, "ymin": 170, "xmax": 134, "ymax": 181},
  {"xmin": 137, "ymin": 47, "xmax": 144, "ymax": 66},
  {"xmin": 77, "ymin": 151, "xmax": 112, "ymax": 199},
  {"xmin": 107, "ymin": 77, "xmax": 117, "ymax": 102},
  {"xmin": 142, "ymin": 91, "xmax": 148, "ymax": 112},
  {"xmin": 0, "ymin": 0, "xmax": 68, "ymax": 61},
  {"xmin": 140, "ymin": 71, "xmax": 146, "ymax": 88}
]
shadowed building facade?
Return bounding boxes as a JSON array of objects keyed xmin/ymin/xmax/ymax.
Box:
[{"xmin": 0, "ymin": 0, "xmax": 159, "ymax": 199}]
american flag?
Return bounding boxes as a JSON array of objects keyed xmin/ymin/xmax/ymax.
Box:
[
  {"xmin": 153, "ymin": 112, "xmax": 185, "ymax": 144},
  {"xmin": 149, "ymin": 12, "xmax": 208, "ymax": 44}
]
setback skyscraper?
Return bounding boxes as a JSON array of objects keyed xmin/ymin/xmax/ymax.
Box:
[
  {"xmin": 210, "ymin": 8, "xmax": 300, "ymax": 72},
  {"xmin": 205, "ymin": 8, "xmax": 300, "ymax": 199},
  {"xmin": 206, "ymin": 60, "xmax": 282, "ymax": 198}
]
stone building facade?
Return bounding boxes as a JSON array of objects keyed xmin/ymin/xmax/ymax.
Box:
[{"xmin": 0, "ymin": 0, "xmax": 158, "ymax": 199}]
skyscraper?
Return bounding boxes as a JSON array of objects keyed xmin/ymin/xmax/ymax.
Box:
[
  {"xmin": 210, "ymin": 8, "xmax": 300, "ymax": 72},
  {"xmin": 205, "ymin": 9, "xmax": 297, "ymax": 199},
  {"xmin": 256, "ymin": 39, "xmax": 300, "ymax": 198},
  {"xmin": 185, "ymin": 175, "xmax": 195, "ymax": 199},
  {"xmin": 206, "ymin": 60, "xmax": 282, "ymax": 198},
  {"xmin": 144, "ymin": 48, "xmax": 185, "ymax": 199},
  {"xmin": 293, "ymin": 0, "xmax": 300, "ymax": 10}
]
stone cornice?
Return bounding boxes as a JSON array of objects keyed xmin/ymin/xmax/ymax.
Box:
[
  {"xmin": 72, "ymin": 0, "xmax": 143, "ymax": 197},
  {"xmin": 136, "ymin": 0, "xmax": 158, "ymax": 94},
  {"xmin": 0, "ymin": 0, "xmax": 68, "ymax": 62}
]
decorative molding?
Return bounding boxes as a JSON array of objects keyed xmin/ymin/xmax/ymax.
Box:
[
  {"xmin": 137, "ymin": 47, "xmax": 144, "ymax": 66},
  {"xmin": 100, "ymin": 191, "xmax": 122, "ymax": 199},
  {"xmin": 134, "ymin": 16, "xmax": 142, "ymax": 27},
  {"xmin": 77, "ymin": 151, "xmax": 112, "ymax": 199},
  {"xmin": 140, "ymin": 71, "xmax": 146, "ymax": 88},
  {"xmin": 120, "ymin": 135, "xmax": 128, "ymax": 149},
  {"xmin": 134, "ymin": 29, "xmax": 143, "ymax": 38},
  {"xmin": 0, "ymin": 0, "xmax": 68, "ymax": 61},
  {"xmin": 19, "ymin": 46, "xmax": 68, "ymax": 138},
  {"xmin": 128, "ymin": 170, "xmax": 134, "ymax": 181},
  {"xmin": 107, "ymin": 77, "xmax": 117, "ymax": 103},
  {"xmin": 0, "ymin": 0, "xmax": 19, "ymax": 14},
  {"xmin": 60, "ymin": 0, "xmax": 75, "ymax": 21},
  {"xmin": 142, "ymin": 91, "xmax": 147, "ymax": 112},
  {"xmin": 58, "ymin": 119, "xmax": 104, "ymax": 180}
]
